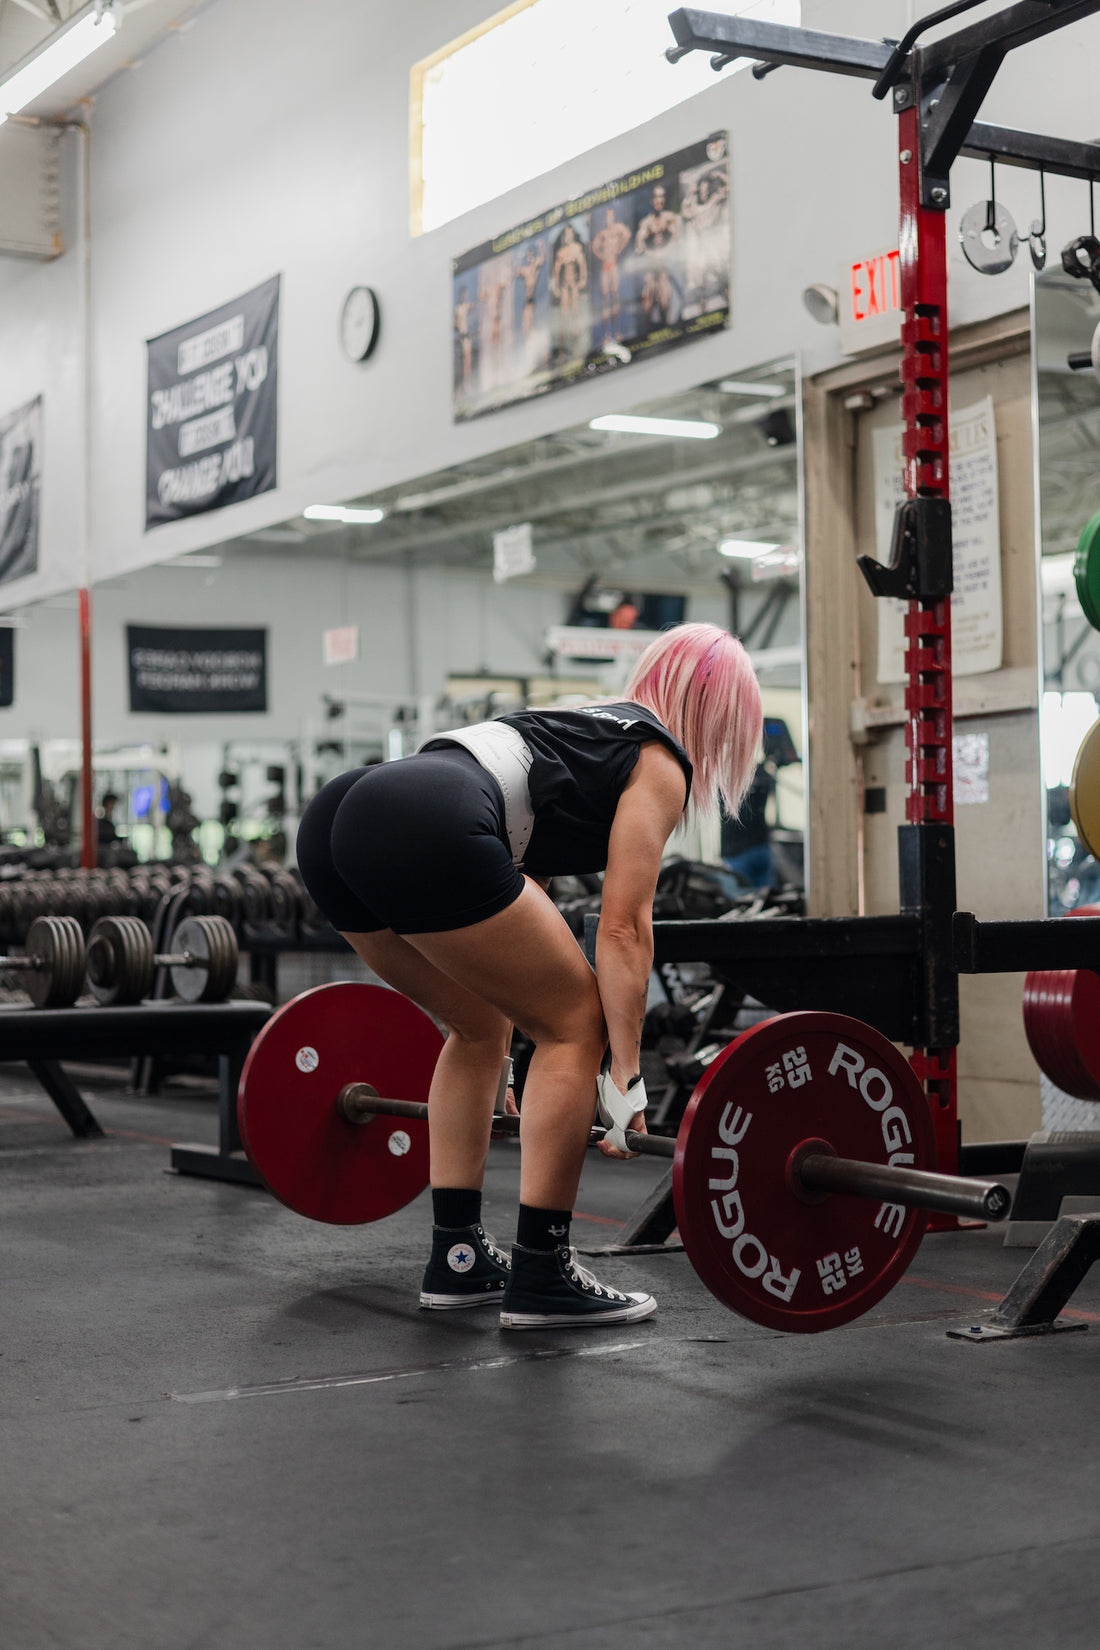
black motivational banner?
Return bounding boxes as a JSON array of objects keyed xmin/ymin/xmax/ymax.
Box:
[
  {"xmin": 0, "ymin": 394, "xmax": 41, "ymax": 587},
  {"xmin": 145, "ymin": 276, "xmax": 279, "ymax": 529},
  {"xmin": 127, "ymin": 625, "xmax": 268, "ymax": 714},
  {"xmin": 453, "ymin": 133, "xmax": 730, "ymax": 423},
  {"xmin": 0, "ymin": 626, "xmax": 13, "ymax": 708}
]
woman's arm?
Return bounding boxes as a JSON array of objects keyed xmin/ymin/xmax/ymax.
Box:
[{"xmin": 595, "ymin": 742, "xmax": 688, "ymax": 1149}]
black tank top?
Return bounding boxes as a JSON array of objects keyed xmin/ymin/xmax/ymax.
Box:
[{"xmin": 498, "ymin": 702, "xmax": 692, "ymax": 875}]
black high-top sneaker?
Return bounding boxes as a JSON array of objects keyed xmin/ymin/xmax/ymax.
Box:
[
  {"xmin": 499, "ymin": 1243, "xmax": 657, "ymax": 1330},
  {"xmin": 419, "ymin": 1224, "xmax": 511, "ymax": 1310}
]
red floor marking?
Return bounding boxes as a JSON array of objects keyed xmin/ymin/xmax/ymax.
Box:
[
  {"xmin": 0, "ymin": 1103, "xmax": 179, "ymax": 1149},
  {"xmin": 573, "ymin": 1210, "xmax": 624, "ymax": 1227},
  {"xmin": 903, "ymin": 1273, "xmax": 1100, "ymax": 1323},
  {"xmin": 104, "ymin": 1126, "xmax": 177, "ymax": 1147}
]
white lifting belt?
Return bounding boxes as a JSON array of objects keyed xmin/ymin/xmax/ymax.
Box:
[
  {"xmin": 423, "ymin": 721, "xmax": 536, "ymax": 867},
  {"xmin": 596, "ymin": 1072, "xmax": 648, "ymax": 1153}
]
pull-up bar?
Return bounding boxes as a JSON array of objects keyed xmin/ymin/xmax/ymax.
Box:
[{"xmin": 667, "ymin": 4, "xmax": 1100, "ymax": 202}]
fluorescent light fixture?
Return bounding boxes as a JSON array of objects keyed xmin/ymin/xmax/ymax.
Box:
[
  {"xmin": 717, "ymin": 379, "xmax": 787, "ymax": 398},
  {"xmin": 0, "ymin": 2, "xmax": 120, "ymax": 124},
  {"xmin": 303, "ymin": 504, "xmax": 386, "ymax": 524},
  {"xmin": 588, "ymin": 414, "xmax": 720, "ymax": 439},
  {"xmin": 718, "ymin": 539, "xmax": 782, "ymax": 560}
]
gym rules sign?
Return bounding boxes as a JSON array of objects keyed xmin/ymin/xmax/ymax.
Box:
[{"xmin": 145, "ymin": 275, "xmax": 279, "ymax": 529}]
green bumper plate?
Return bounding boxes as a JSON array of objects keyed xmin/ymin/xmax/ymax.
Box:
[{"xmin": 1073, "ymin": 510, "xmax": 1100, "ymax": 631}]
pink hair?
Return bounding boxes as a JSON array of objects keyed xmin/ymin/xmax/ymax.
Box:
[{"xmin": 623, "ymin": 622, "xmax": 762, "ymax": 823}]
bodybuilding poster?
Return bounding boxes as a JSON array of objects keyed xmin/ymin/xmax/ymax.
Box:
[
  {"xmin": 452, "ymin": 134, "xmax": 730, "ymax": 422},
  {"xmin": 0, "ymin": 395, "xmax": 41, "ymax": 587},
  {"xmin": 127, "ymin": 625, "xmax": 268, "ymax": 714},
  {"xmin": 145, "ymin": 276, "xmax": 279, "ymax": 529}
]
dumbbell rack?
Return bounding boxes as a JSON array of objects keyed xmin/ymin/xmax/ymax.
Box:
[
  {"xmin": 589, "ymin": 6, "xmax": 1100, "ymax": 1294},
  {"xmin": 0, "ymin": 999, "xmax": 270, "ymax": 1162}
]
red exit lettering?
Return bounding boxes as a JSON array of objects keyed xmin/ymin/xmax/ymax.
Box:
[{"xmin": 849, "ymin": 250, "xmax": 901, "ymax": 322}]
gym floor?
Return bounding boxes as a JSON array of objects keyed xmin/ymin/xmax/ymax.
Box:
[{"xmin": 3, "ymin": 1062, "xmax": 1099, "ymax": 1650}]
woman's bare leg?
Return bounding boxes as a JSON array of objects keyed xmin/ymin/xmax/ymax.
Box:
[
  {"xmin": 399, "ymin": 883, "xmax": 607, "ymax": 1211},
  {"xmin": 341, "ymin": 929, "xmax": 510, "ymax": 1190}
]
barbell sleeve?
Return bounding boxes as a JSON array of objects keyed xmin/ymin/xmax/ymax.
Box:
[{"xmin": 798, "ymin": 1153, "xmax": 1010, "ymax": 1222}]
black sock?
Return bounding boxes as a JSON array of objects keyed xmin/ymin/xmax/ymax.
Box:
[
  {"xmin": 432, "ymin": 1187, "xmax": 482, "ymax": 1229},
  {"xmin": 516, "ymin": 1203, "xmax": 572, "ymax": 1251}
]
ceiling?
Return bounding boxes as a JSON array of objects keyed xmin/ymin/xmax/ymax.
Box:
[
  {"xmin": 227, "ymin": 363, "xmax": 803, "ymax": 592},
  {"xmin": 0, "ymin": 0, "xmax": 206, "ymax": 121}
]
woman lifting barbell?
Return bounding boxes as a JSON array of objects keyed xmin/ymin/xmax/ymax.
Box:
[{"xmin": 295, "ymin": 622, "xmax": 762, "ymax": 1328}]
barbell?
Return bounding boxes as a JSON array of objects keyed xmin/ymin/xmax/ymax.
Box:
[
  {"xmin": 237, "ymin": 983, "xmax": 1011, "ymax": 1335},
  {"xmin": 85, "ymin": 915, "xmax": 239, "ymax": 1005}
]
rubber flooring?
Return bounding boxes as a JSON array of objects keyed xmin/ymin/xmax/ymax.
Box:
[{"xmin": 2, "ymin": 1062, "xmax": 1099, "ymax": 1650}]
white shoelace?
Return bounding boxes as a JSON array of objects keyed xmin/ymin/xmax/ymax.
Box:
[
  {"xmin": 565, "ymin": 1248, "xmax": 624, "ymax": 1302},
  {"xmin": 477, "ymin": 1227, "xmax": 509, "ymax": 1268}
]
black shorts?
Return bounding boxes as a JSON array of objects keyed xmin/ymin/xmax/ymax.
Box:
[{"xmin": 295, "ymin": 749, "xmax": 525, "ymax": 935}]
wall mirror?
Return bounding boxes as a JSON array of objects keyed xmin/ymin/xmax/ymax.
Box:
[
  {"xmin": 1034, "ymin": 271, "xmax": 1100, "ymax": 917},
  {"xmin": 3, "ymin": 359, "xmax": 807, "ymax": 886}
]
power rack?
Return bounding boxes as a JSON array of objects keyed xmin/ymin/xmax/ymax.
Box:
[{"xmin": 600, "ymin": 6, "xmax": 1100, "ymax": 1317}]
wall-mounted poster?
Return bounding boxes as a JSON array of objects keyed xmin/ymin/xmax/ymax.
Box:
[
  {"xmin": 0, "ymin": 395, "xmax": 41, "ymax": 587},
  {"xmin": 127, "ymin": 625, "xmax": 268, "ymax": 714},
  {"xmin": 145, "ymin": 276, "xmax": 279, "ymax": 530},
  {"xmin": 453, "ymin": 134, "xmax": 730, "ymax": 422}
]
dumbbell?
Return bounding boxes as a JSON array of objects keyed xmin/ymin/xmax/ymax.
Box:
[
  {"xmin": 0, "ymin": 916, "xmax": 86, "ymax": 1007},
  {"xmin": 237, "ymin": 984, "xmax": 1010, "ymax": 1336},
  {"xmin": 85, "ymin": 915, "xmax": 239, "ymax": 1005}
]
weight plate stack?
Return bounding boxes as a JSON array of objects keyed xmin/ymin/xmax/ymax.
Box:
[
  {"xmin": 236, "ymin": 869, "xmax": 272, "ymax": 926},
  {"xmin": 86, "ymin": 915, "xmax": 156, "ymax": 1006},
  {"xmin": 209, "ymin": 877, "xmax": 241, "ymax": 926},
  {"xmin": 266, "ymin": 871, "xmax": 301, "ymax": 934},
  {"xmin": 0, "ymin": 885, "xmax": 16, "ymax": 946},
  {"xmin": 171, "ymin": 916, "xmax": 239, "ymax": 1002},
  {"xmin": 25, "ymin": 915, "xmax": 86, "ymax": 1009},
  {"xmin": 1022, "ymin": 904, "xmax": 1100, "ymax": 1100}
]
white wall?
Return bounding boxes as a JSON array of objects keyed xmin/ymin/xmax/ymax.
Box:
[{"xmin": 3, "ymin": 0, "xmax": 1100, "ymax": 606}]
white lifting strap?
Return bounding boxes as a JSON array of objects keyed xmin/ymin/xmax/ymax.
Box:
[
  {"xmin": 596, "ymin": 1072, "xmax": 649, "ymax": 1153},
  {"xmin": 421, "ymin": 721, "xmax": 536, "ymax": 867}
]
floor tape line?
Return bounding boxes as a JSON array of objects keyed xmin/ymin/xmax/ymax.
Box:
[
  {"xmin": 903, "ymin": 1272, "xmax": 1100, "ymax": 1323},
  {"xmin": 170, "ymin": 1339, "xmax": 654, "ymax": 1404}
]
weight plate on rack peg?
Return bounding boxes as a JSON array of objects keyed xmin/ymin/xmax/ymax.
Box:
[
  {"xmin": 238, "ymin": 982, "xmax": 441, "ymax": 1224},
  {"xmin": 86, "ymin": 916, "xmax": 155, "ymax": 1005},
  {"xmin": 1069, "ymin": 717, "xmax": 1100, "ymax": 860},
  {"xmin": 25, "ymin": 915, "xmax": 86, "ymax": 1008},
  {"xmin": 1073, "ymin": 511, "xmax": 1100, "ymax": 632},
  {"xmin": 171, "ymin": 915, "xmax": 238, "ymax": 1002},
  {"xmin": 672, "ymin": 1012, "xmax": 935, "ymax": 1334}
]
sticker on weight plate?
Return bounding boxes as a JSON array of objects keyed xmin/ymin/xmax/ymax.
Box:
[
  {"xmin": 295, "ymin": 1046, "xmax": 320, "ymax": 1073},
  {"xmin": 447, "ymin": 1243, "xmax": 475, "ymax": 1273},
  {"xmin": 388, "ymin": 1130, "xmax": 411, "ymax": 1157}
]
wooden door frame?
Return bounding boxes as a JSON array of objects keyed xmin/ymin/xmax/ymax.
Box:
[{"xmin": 801, "ymin": 307, "xmax": 1031, "ymax": 916}]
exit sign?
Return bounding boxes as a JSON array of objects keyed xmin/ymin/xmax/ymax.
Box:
[{"xmin": 838, "ymin": 248, "xmax": 902, "ymax": 353}]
